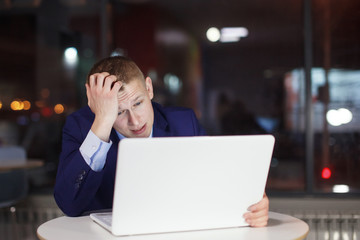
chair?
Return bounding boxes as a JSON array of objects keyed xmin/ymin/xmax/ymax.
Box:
[{"xmin": 0, "ymin": 146, "xmax": 29, "ymax": 240}]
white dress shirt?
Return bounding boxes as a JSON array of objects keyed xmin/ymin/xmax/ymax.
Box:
[{"xmin": 79, "ymin": 129, "xmax": 153, "ymax": 171}]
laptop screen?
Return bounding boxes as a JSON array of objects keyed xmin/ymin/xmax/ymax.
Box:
[{"xmin": 109, "ymin": 135, "xmax": 274, "ymax": 236}]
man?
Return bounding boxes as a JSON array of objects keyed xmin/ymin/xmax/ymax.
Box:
[{"xmin": 54, "ymin": 56, "xmax": 269, "ymax": 227}]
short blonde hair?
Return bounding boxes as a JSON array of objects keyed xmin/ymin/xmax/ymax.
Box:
[{"xmin": 87, "ymin": 56, "xmax": 145, "ymax": 84}]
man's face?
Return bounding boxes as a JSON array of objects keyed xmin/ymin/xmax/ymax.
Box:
[{"xmin": 113, "ymin": 77, "xmax": 154, "ymax": 138}]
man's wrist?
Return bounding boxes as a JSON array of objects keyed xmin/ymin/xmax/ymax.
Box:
[{"xmin": 91, "ymin": 117, "xmax": 114, "ymax": 142}]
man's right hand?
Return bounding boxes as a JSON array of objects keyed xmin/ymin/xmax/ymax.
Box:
[{"xmin": 85, "ymin": 72, "xmax": 122, "ymax": 142}]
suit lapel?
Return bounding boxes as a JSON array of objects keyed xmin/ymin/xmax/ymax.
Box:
[
  {"xmin": 109, "ymin": 128, "xmax": 120, "ymax": 146},
  {"xmin": 152, "ymin": 103, "xmax": 171, "ymax": 137},
  {"xmin": 153, "ymin": 126, "xmax": 171, "ymax": 137},
  {"xmin": 107, "ymin": 129, "xmax": 120, "ymax": 181}
]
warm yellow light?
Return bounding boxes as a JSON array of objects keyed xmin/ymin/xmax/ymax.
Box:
[
  {"xmin": 19, "ymin": 101, "xmax": 24, "ymax": 110},
  {"xmin": 54, "ymin": 104, "xmax": 65, "ymax": 114},
  {"xmin": 0, "ymin": 101, "xmax": 2, "ymax": 109},
  {"xmin": 11, "ymin": 100, "xmax": 22, "ymax": 110},
  {"xmin": 23, "ymin": 100, "xmax": 31, "ymax": 110}
]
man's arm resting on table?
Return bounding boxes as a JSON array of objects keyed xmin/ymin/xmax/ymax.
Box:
[{"xmin": 54, "ymin": 115, "xmax": 111, "ymax": 217}]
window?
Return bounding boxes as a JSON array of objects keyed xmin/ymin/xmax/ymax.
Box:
[{"xmin": 0, "ymin": 0, "xmax": 359, "ymax": 194}]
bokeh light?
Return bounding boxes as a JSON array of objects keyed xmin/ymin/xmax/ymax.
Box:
[
  {"xmin": 11, "ymin": 100, "xmax": 23, "ymax": 110},
  {"xmin": 41, "ymin": 107, "xmax": 53, "ymax": 117},
  {"xmin": 64, "ymin": 47, "xmax": 78, "ymax": 65},
  {"xmin": 41, "ymin": 88, "xmax": 50, "ymax": 99},
  {"xmin": 321, "ymin": 167, "xmax": 332, "ymax": 179},
  {"xmin": 54, "ymin": 104, "xmax": 65, "ymax": 114},
  {"xmin": 164, "ymin": 73, "xmax": 182, "ymax": 95},
  {"xmin": 206, "ymin": 27, "xmax": 220, "ymax": 42},
  {"xmin": 36, "ymin": 100, "xmax": 45, "ymax": 108},
  {"xmin": 333, "ymin": 184, "xmax": 350, "ymax": 193},
  {"xmin": 23, "ymin": 100, "xmax": 31, "ymax": 110},
  {"xmin": 326, "ymin": 108, "xmax": 353, "ymax": 126}
]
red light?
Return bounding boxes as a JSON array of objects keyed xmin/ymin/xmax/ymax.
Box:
[
  {"xmin": 321, "ymin": 167, "xmax": 331, "ymax": 179},
  {"xmin": 41, "ymin": 107, "xmax": 53, "ymax": 117}
]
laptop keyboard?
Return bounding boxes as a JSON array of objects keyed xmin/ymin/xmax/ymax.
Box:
[
  {"xmin": 102, "ymin": 215, "xmax": 112, "ymax": 226},
  {"xmin": 94, "ymin": 213, "xmax": 113, "ymax": 227}
]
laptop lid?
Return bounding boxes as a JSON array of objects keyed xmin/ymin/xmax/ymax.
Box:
[{"xmin": 111, "ymin": 135, "xmax": 275, "ymax": 236}]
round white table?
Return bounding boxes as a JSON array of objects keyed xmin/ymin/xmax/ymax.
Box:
[{"xmin": 37, "ymin": 211, "xmax": 309, "ymax": 240}]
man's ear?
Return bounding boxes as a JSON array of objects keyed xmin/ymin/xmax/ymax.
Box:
[{"xmin": 145, "ymin": 77, "xmax": 154, "ymax": 100}]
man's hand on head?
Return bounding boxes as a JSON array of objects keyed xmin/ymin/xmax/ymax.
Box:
[{"xmin": 85, "ymin": 72, "xmax": 122, "ymax": 142}]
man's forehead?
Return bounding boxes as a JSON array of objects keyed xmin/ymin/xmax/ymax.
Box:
[{"xmin": 117, "ymin": 85, "xmax": 145, "ymax": 103}]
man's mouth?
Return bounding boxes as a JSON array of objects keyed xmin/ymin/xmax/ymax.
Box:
[{"xmin": 131, "ymin": 124, "xmax": 146, "ymax": 135}]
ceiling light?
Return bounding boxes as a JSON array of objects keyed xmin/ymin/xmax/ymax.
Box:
[
  {"xmin": 220, "ymin": 27, "xmax": 249, "ymax": 43},
  {"xmin": 333, "ymin": 184, "xmax": 350, "ymax": 193},
  {"xmin": 64, "ymin": 47, "xmax": 78, "ymax": 65},
  {"xmin": 326, "ymin": 108, "xmax": 353, "ymax": 126},
  {"xmin": 206, "ymin": 27, "xmax": 221, "ymax": 42},
  {"xmin": 221, "ymin": 27, "xmax": 249, "ymax": 38}
]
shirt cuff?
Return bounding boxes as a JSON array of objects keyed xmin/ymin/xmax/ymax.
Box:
[{"xmin": 79, "ymin": 130, "xmax": 112, "ymax": 171}]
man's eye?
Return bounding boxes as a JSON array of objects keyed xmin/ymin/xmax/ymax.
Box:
[
  {"xmin": 118, "ymin": 110, "xmax": 125, "ymax": 116},
  {"xmin": 134, "ymin": 101, "xmax": 142, "ymax": 107}
]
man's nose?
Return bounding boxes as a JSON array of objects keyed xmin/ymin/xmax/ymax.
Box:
[{"xmin": 128, "ymin": 110, "xmax": 139, "ymax": 126}]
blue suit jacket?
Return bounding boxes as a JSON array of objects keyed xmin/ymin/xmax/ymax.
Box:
[{"xmin": 54, "ymin": 102, "xmax": 206, "ymax": 216}]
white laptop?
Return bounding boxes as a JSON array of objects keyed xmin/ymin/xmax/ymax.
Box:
[{"xmin": 90, "ymin": 134, "xmax": 275, "ymax": 236}]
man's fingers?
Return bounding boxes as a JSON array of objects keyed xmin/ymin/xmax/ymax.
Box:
[
  {"xmin": 247, "ymin": 215, "xmax": 269, "ymax": 227},
  {"xmin": 248, "ymin": 198, "xmax": 268, "ymax": 212},
  {"xmin": 243, "ymin": 207, "xmax": 267, "ymax": 219},
  {"xmin": 89, "ymin": 72, "xmax": 110, "ymax": 89},
  {"xmin": 85, "ymin": 83, "xmax": 91, "ymax": 106},
  {"xmin": 243, "ymin": 192, "xmax": 269, "ymax": 228},
  {"xmin": 94, "ymin": 72, "xmax": 107, "ymax": 90},
  {"xmin": 103, "ymin": 76, "xmax": 115, "ymax": 90},
  {"xmin": 88, "ymin": 74, "xmax": 96, "ymax": 87},
  {"xmin": 111, "ymin": 81, "xmax": 122, "ymax": 93},
  {"xmin": 251, "ymin": 214, "xmax": 268, "ymax": 227},
  {"xmin": 244, "ymin": 209, "xmax": 268, "ymax": 227},
  {"xmin": 89, "ymin": 72, "xmax": 120, "ymax": 93},
  {"xmin": 103, "ymin": 75, "xmax": 119, "ymax": 91}
]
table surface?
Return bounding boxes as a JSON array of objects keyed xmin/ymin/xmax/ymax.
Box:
[
  {"xmin": 0, "ymin": 159, "xmax": 44, "ymax": 171},
  {"xmin": 37, "ymin": 211, "xmax": 309, "ymax": 240}
]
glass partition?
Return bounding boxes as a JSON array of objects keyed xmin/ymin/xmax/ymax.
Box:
[
  {"xmin": 0, "ymin": 0, "xmax": 359, "ymax": 194},
  {"xmin": 312, "ymin": 0, "xmax": 360, "ymax": 193}
]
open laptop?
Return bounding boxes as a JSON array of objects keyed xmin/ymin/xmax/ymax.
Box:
[{"xmin": 90, "ymin": 134, "xmax": 275, "ymax": 236}]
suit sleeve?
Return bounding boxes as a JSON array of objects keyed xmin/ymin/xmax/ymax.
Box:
[
  {"xmin": 163, "ymin": 107, "xmax": 207, "ymax": 137},
  {"xmin": 54, "ymin": 114, "xmax": 106, "ymax": 217},
  {"xmin": 189, "ymin": 110, "xmax": 207, "ymax": 136}
]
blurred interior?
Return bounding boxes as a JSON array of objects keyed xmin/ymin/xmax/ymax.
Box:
[{"xmin": 0, "ymin": 0, "xmax": 360, "ymax": 239}]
